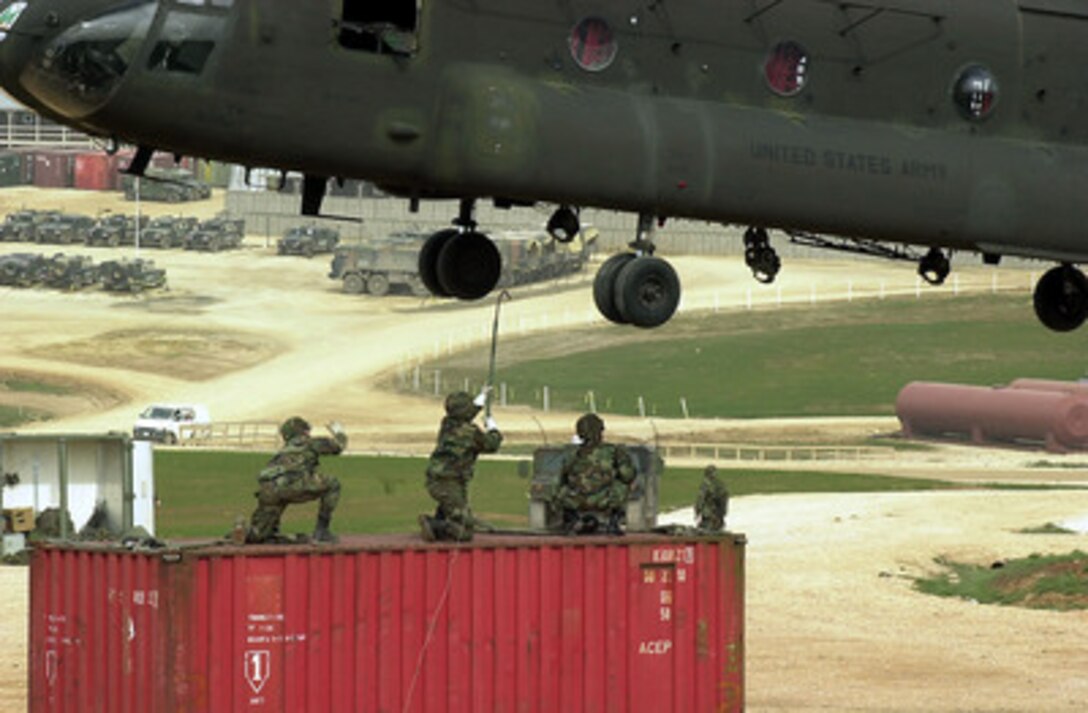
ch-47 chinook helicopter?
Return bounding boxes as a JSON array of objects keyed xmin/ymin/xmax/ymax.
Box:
[{"xmin": 2, "ymin": 0, "xmax": 1088, "ymax": 329}]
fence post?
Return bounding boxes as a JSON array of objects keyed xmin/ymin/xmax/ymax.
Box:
[
  {"xmin": 637, "ymin": 396, "xmax": 646, "ymax": 418},
  {"xmin": 680, "ymin": 397, "xmax": 689, "ymax": 419},
  {"xmin": 433, "ymin": 370, "xmax": 441, "ymax": 396},
  {"xmin": 543, "ymin": 385, "xmax": 550, "ymax": 412}
]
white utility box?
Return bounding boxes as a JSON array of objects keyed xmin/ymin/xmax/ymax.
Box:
[{"xmin": 0, "ymin": 433, "xmax": 154, "ymax": 538}]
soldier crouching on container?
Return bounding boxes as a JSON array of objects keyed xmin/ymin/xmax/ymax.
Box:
[
  {"xmin": 553, "ymin": 413, "xmax": 635, "ymax": 535},
  {"xmin": 695, "ymin": 465, "xmax": 729, "ymax": 532},
  {"xmin": 246, "ymin": 416, "xmax": 346, "ymax": 544},
  {"xmin": 419, "ymin": 389, "xmax": 502, "ymax": 542}
]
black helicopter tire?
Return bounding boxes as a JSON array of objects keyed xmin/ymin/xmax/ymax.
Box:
[
  {"xmin": 614, "ymin": 255, "xmax": 681, "ymax": 328},
  {"xmin": 1033, "ymin": 265, "xmax": 1088, "ymax": 332},
  {"xmin": 435, "ymin": 230, "xmax": 501, "ymax": 300},
  {"xmin": 418, "ymin": 228, "xmax": 459, "ymax": 298},
  {"xmin": 593, "ymin": 253, "xmax": 637, "ymax": 324}
]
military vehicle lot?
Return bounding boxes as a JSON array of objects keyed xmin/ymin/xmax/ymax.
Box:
[{"xmin": 2, "ymin": 187, "xmax": 1088, "ymax": 710}]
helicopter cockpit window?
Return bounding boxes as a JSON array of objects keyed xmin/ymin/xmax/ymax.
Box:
[
  {"xmin": 338, "ymin": 1, "xmax": 419, "ymax": 55},
  {"xmin": 148, "ymin": 11, "xmax": 225, "ymax": 74},
  {"xmin": 569, "ymin": 17, "xmax": 617, "ymax": 72},
  {"xmin": 764, "ymin": 41, "xmax": 808, "ymax": 97},
  {"xmin": 953, "ymin": 65, "xmax": 998, "ymax": 121}
]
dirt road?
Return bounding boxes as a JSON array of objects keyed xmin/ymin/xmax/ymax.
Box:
[{"xmin": 2, "ymin": 188, "xmax": 1086, "ymax": 710}]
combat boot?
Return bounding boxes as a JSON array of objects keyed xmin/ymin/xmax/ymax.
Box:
[
  {"xmin": 419, "ymin": 514, "xmax": 437, "ymax": 542},
  {"xmin": 312, "ymin": 513, "xmax": 338, "ymax": 544},
  {"xmin": 561, "ymin": 509, "xmax": 579, "ymax": 535},
  {"xmin": 606, "ymin": 511, "xmax": 624, "ymax": 536}
]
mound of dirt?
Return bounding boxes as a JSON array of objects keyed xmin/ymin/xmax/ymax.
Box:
[
  {"xmin": 25, "ymin": 328, "xmax": 282, "ymax": 381},
  {"xmin": 993, "ymin": 553, "xmax": 1088, "ymax": 610}
]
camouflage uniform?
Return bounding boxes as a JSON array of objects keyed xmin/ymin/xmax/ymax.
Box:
[
  {"xmin": 420, "ymin": 391, "xmax": 502, "ymax": 542},
  {"xmin": 553, "ymin": 414, "xmax": 635, "ymax": 534},
  {"xmin": 247, "ymin": 417, "xmax": 346, "ymax": 544},
  {"xmin": 695, "ymin": 465, "xmax": 728, "ymax": 532}
]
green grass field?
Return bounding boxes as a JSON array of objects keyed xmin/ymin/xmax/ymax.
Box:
[
  {"xmin": 155, "ymin": 450, "xmax": 967, "ymax": 538},
  {"xmin": 914, "ymin": 551, "xmax": 1088, "ymax": 610},
  {"xmin": 399, "ymin": 293, "xmax": 1088, "ymax": 418}
]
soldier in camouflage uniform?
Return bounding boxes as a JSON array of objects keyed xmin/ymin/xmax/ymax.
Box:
[
  {"xmin": 246, "ymin": 416, "xmax": 346, "ymax": 544},
  {"xmin": 695, "ymin": 465, "xmax": 729, "ymax": 532},
  {"xmin": 553, "ymin": 413, "xmax": 636, "ymax": 535},
  {"xmin": 419, "ymin": 390, "xmax": 503, "ymax": 542}
]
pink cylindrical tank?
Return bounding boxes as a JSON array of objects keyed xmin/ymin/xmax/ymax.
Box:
[
  {"xmin": 30, "ymin": 533, "xmax": 745, "ymax": 712},
  {"xmin": 1007, "ymin": 378, "xmax": 1088, "ymax": 395},
  {"xmin": 896, "ymin": 381, "xmax": 1088, "ymax": 452}
]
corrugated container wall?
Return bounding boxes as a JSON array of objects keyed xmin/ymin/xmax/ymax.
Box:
[
  {"xmin": 0, "ymin": 151, "xmax": 25, "ymax": 187},
  {"xmin": 30, "ymin": 533, "xmax": 744, "ymax": 712},
  {"xmin": 73, "ymin": 152, "xmax": 120, "ymax": 191},
  {"xmin": 32, "ymin": 150, "xmax": 76, "ymax": 188}
]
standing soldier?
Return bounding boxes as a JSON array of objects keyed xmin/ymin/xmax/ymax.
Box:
[
  {"xmin": 553, "ymin": 413, "xmax": 636, "ymax": 534},
  {"xmin": 246, "ymin": 417, "xmax": 346, "ymax": 544},
  {"xmin": 419, "ymin": 389, "xmax": 502, "ymax": 542},
  {"xmin": 695, "ymin": 465, "xmax": 729, "ymax": 532}
]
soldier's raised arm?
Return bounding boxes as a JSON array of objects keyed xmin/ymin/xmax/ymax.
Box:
[
  {"xmin": 475, "ymin": 415, "xmax": 503, "ymax": 454},
  {"xmin": 312, "ymin": 421, "xmax": 348, "ymax": 454},
  {"xmin": 614, "ymin": 444, "xmax": 636, "ymax": 485}
]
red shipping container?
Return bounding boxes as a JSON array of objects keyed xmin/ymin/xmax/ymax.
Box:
[
  {"xmin": 32, "ymin": 150, "xmax": 77, "ymax": 188},
  {"xmin": 30, "ymin": 533, "xmax": 744, "ymax": 712},
  {"xmin": 73, "ymin": 152, "xmax": 120, "ymax": 191}
]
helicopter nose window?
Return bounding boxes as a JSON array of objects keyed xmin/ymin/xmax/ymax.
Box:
[
  {"xmin": 953, "ymin": 65, "xmax": 998, "ymax": 120},
  {"xmin": 569, "ymin": 17, "xmax": 617, "ymax": 72},
  {"xmin": 148, "ymin": 10, "xmax": 226, "ymax": 74},
  {"xmin": 764, "ymin": 41, "xmax": 808, "ymax": 96},
  {"xmin": 338, "ymin": 1, "xmax": 419, "ymax": 55}
]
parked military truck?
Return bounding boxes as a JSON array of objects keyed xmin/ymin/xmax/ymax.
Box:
[
  {"xmin": 37, "ymin": 254, "xmax": 100, "ymax": 291},
  {"xmin": 278, "ymin": 225, "xmax": 340, "ymax": 257},
  {"xmin": 86, "ymin": 214, "xmax": 149, "ymax": 247},
  {"xmin": 99, "ymin": 258, "xmax": 167, "ymax": 292},
  {"xmin": 185, "ymin": 215, "xmax": 244, "ymax": 251},
  {"xmin": 328, "ymin": 231, "xmax": 429, "ymax": 296},
  {"xmin": 492, "ymin": 228, "xmax": 599, "ymax": 287},
  {"xmin": 330, "ymin": 228, "xmax": 598, "ymax": 297},
  {"xmin": 0, "ymin": 253, "xmax": 47, "ymax": 287},
  {"xmin": 33, "ymin": 214, "xmax": 95, "ymax": 245},
  {"xmin": 527, "ymin": 443, "xmax": 662, "ymax": 533},
  {"xmin": 140, "ymin": 215, "xmax": 197, "ymax": 249},
  {"xmin": 1, "ymin": 210, "xmax": 58, "ymax": 242},
  {"xmin": 123, "ymin": 167, "xmax": 211, "ymax": 203}
]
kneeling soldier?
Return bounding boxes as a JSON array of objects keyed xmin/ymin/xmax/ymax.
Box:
[{"xmin": 247, "ymin": 416, "xmax": 346, "ymax": 544}]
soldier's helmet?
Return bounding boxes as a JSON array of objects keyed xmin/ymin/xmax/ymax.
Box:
[
  {"xmin": 445, "ymin": 391, "xmax": 480, "ymax": 421},
  {"xmin": 704, "ymin": 465, "xmax": 718, "ymax": 479},
  {"xmin": 575, "ymin": 413, "xmax": 605, "ymax": 445},
  {"xmin": 280, "ymin": 416, "xmax": 311, "ymax": 441}
]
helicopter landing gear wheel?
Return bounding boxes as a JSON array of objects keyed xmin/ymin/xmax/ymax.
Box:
[
  {"xmin": 593, "ymin": 253, "xmax": 637, "ymax": 324},
  {"xmin": 614, "ymin": 256, "xmax": 681, "ymax": 328},
  {"xmin": 1034, "ymin": 264, "xmax": 1088, "ymax": 332}
]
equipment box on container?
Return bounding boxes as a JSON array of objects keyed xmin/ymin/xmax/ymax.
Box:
[{"xmin": 30, "ymin": 532, "xmax": 744, "ymax": 712}]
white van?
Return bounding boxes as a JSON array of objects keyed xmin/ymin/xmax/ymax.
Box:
[{"xmin": 133, "ymin": 404, "xmax": 211, "ymax": 444}]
